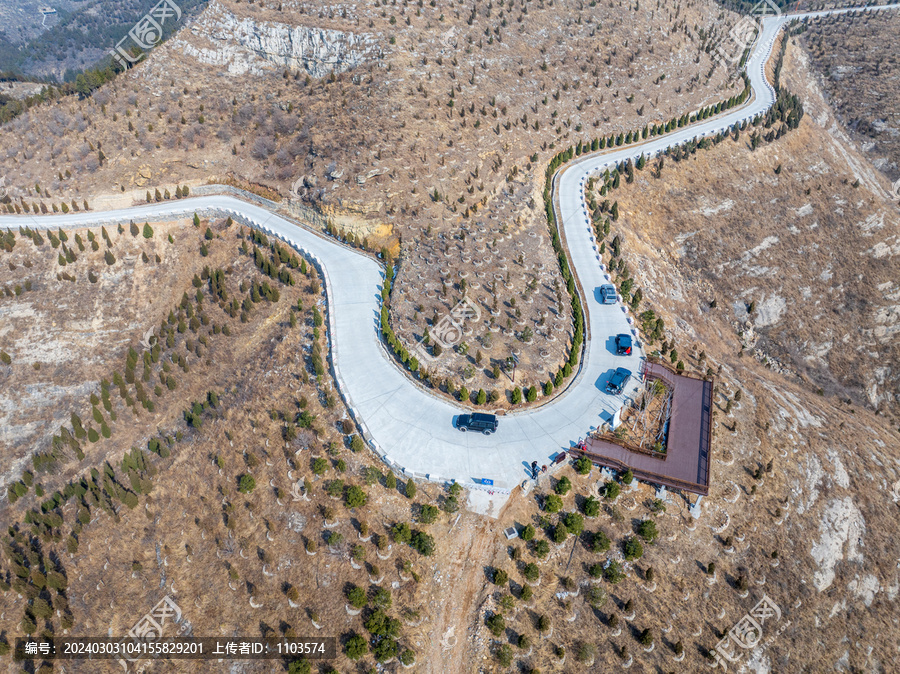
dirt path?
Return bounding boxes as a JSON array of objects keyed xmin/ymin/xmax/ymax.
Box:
[{"xmin": 424, "ymin": 496, "xmax": 513, "ymax": 674}]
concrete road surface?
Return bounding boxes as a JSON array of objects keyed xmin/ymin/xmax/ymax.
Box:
[{"xmin": 2, "ymin": 4, "xmax": 896, "ymax": 490}]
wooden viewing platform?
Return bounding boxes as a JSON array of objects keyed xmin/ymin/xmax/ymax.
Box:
[{"xmin": 571, "ymin": 360, "xmax": 712, "ymax": 496}]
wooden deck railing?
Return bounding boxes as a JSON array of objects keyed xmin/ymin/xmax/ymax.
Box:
[
  {"xmin": 590, "ymin": 431, "xmax": 667, "ymax": 461},
  {"xmin": 569, "ymin": 445, "xmax": 709, "ymax": 496}
]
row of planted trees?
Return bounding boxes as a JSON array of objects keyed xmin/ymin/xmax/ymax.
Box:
[
  {"xmin": 482, "ymin": 455, "xmax": 672, "ymax": 668},
  {"xmin": 568, "ymin": 74, "xmax": 751, "ymax": 160},
  {"xmin": 0, "ymin": 234, "xmax": 316, "ymax": 660},
  {"xmin": 8, "ymin": 215, "xmax": 309, "ymax": 480},
  {"xmin": 145, "ymin": 185, "xmax": 192, "ymax": 202},
  {"xmin": 0, "ymin": 212, "xmax": 323, "ymax": 667},
  {"xmin": 3, "ymin": 391, "xmax": 222, "ymax": 648},
  {"xmin": 580, "ymin": 34, "xmax": 807, "ymax": 368},
  {"xmin": 347, "ymin": 27, "xmax": 768, "ymax": 409},
  {"xmin": 1, "ymin": 197, "xmax": 90, "ymax": 214},
  {"xmin": 292, "ymin": 451, "xmax": 472, "ymax": 668},
  {"xmin": 0, "ymin": 55, "xmax": 125, "ymax": 127}
]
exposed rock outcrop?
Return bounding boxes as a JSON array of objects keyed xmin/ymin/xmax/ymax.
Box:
[{"xmin": 173, "ymin": 1, "xmax": 380, "ymax": 77}]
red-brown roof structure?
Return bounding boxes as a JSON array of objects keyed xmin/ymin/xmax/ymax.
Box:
[{"xmin": 571, "ymin": 360, "xmax": 712, "ymax": 495}]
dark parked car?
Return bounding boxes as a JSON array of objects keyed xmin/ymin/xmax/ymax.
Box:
[
  {"xmin": 615, "ymin": 333, "xmax": 633, "ymax": 356},
  {"xmin": 599, "ymin": 284, "xmax": 617, "ymax": 304},
  {"xmin": 456, "ymin": 413, "xmax": 499, "ymax": 435},
  {"xmin": 606, "ymin": 368, "xmax": 632, "ymax": 394}
]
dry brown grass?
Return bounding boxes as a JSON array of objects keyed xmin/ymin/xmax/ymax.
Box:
[
  {"xmin": 1, "ymin": 102, "xmax": 898, "ymax": 670},
  {"xmin": 0, "ymin": 217, "xmax": 235, "ymax": 480},
  {"xmin": 800, "ymin": 9, "xmax": 900, "ymax": 185},
  {"xmin": 446, "ymin": 34, "xmax": 900, "ymax": 673},
  {"xmin": 1, "ymin": 8, "xmax": 898, "ymax": 674},
  {"xmin": 0, "ymin": 0, "xmax": 748, "ymax": 397},
  {"xmin": 457, "ymin": 38, "xmax": 900, "ymax": 669},
  {"xmin": 0, "ymin": 216, "xmax": 498, "ymax": 673},
  {"xmin": 596, "ymin": 38, "xmax": 900, "ymax": 418}
]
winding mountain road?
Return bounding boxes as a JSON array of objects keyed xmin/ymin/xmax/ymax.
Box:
[{"xmin": 2, "ymin": 5, "xmax": 897, "ymax": 490}]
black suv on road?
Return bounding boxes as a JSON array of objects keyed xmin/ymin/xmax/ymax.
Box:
[
  {"xmin": 456, "ymin": 413, "xmax": 499, "ymax": 435},
  {"xmin": 615, "ymin": 333, "xmax": 633, "ymax": 356},
  {"xmin": 606, "ymin": 368, "xmax": 632, "ymax": 395}
]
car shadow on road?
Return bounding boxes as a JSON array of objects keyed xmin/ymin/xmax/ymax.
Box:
[
  {"xmin": 604, "ymin": 335, "xmax": 619, "ymax": 355},
  {"xmin": 595, "ymin": 370, "xmax": 616, "ymax": 392},
  {"xmin": 592, "ymin": 286, "xmax": 614, "ymax": 305}
]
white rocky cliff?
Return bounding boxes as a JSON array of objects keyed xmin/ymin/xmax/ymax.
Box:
[{"xmin": 171, "ymin": 1, "xmax": 380, "ymax": 78}]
